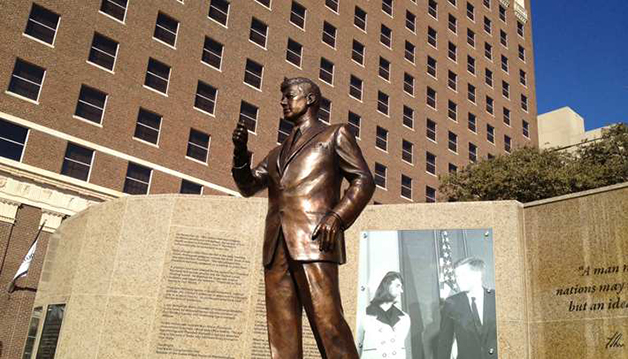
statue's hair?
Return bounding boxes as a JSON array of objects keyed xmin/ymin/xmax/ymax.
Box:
[
  {"xmin": 454, "ymin": 257, "xmax": 486, "ymax": 272},
  {"xmin": 280, "ymin": 77, "xmax": 321, "ymax": 111},
  {"xmin": 370, "ymin": 271, "xmax": 404, "ymax": 305}
]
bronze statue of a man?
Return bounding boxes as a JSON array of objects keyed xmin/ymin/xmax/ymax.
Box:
[{"xmin": 232, "ymin": 77, "xmax": 375, "ymax": 358}]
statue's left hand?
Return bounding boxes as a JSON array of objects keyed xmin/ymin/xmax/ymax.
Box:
[{"xmin": 312, "ymin": 213, "xmax": 342, "ymax": 252}]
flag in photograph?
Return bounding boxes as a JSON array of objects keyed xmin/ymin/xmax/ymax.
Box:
[
  {"xmin": 437, "ymin": 230, "xmax": 459, "ymax": 299},
  {"xmin": 7, "ymin": 222, "xmax": 44, "ymax": 293}
]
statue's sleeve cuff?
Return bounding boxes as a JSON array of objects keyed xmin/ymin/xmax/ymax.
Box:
[{"xmin": 328, "ymin": 211, "xmax": 345, "ymax": 230}]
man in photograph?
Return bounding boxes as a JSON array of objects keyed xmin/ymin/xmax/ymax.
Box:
[{"xmin": 437, "ymin": 257, "xmax": 497, "ymax": 359}]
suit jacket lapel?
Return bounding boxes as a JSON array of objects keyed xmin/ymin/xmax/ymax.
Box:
[{"xmin": 282, "ymin": 123, "xmax": 327, "ymax": 172}]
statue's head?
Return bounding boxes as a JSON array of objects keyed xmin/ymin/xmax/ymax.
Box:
[{"xmin": 280, "ymin": 77, "xmax": 321, "ymax": 121}]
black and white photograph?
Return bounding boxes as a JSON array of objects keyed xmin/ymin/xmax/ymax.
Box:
[{"xmin": 356, "ymin": 229, "xmax": 497, "ymax": 359}]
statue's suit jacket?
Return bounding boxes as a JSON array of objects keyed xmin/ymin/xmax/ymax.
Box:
[{"xmin": 232, "ymin": 121, "xmax": 375, "ymax": 266}]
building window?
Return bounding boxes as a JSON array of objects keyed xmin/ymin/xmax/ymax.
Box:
[
  {"xmin": 469, "ymin": 142, "xmax": 477, "ymax": 162},
  {"xmin": 467, "ymin": 55, "xmax": 475, "ymax": 75},
  {"xmin": 277, "ymin": 118, "xmax": 294, "ymax": 143},
  {"xmin": 75, "ymin": 85, "xmax": 107, "ymax": 124},
  {"xmin": 426, "ymin": 119, "xmax": 437, "ymax": 141},
  {"xmin": 468, "ymin": 112, "xmax": 477, "ymax": 132},
  {"xmin": 485, "ymin": 68, "xmax": 493, "ymax": 87},
  {"xmin": 244, "ymin": 59, "xmax": 263, "ymax": 89},
  {"xmin": 520, "ymin": 69, "xmax": 527, "ymax": 86},
  {"xmin": 501, "ymin": 55, "xmax": 509, "ymax": 72},
  {"xmin": 202, "ymin": 37, "xmax": 223, "ymax": 70},
  {"xmin": 194, "ymin": 81, "xmax": 217, "ymax": 115},
  {"xmin": 504, "ymin": 135, "xmax": 512, "ymax": 152},
  {"xmin": 449, "ymin": 163, "xmax": 458, "ymax": 173},
  {"xmin": 405, "ymin": 41, "xmax": 415, "ymax": 63},
  {"xmin": 427, "ymin": 56, "xmax": 437, "ymax": 78},
  {"xmin": 319, "ymin": 58, "xmax": 334, "ymax": 85},
  {"xmin": 500, "ymin": 30, "xmax": 508, "ymax": 47},
  {"xmin": 377, "ymin": 91, "xmax": 389, "ymax": 115},
  {"xmin": 380, "ymin": 24, "xmax": 392, "ymax": 48},
  {"xmin": 379, "ymin": 57, "xmax": 390, "ymax": 81},
  {"xmin": 428, "ymin": 27, "xmax": 437, "ymax": 47},
  {"xmin": 25, "ymin": 4, "xmax": 60, "ymax": 45},
  {"xmin": 403, "ymin": 106, "xmax": 414, "ymax": 129},
  {"xmin": 486, "ymin": 96, "xmax": 494, "ymax": 115},
  {"xmin": 521, "ymin": 95, "xmax": 529, "ymax": 112},
  {"xmin": 448, "ymin": 14, "xmax": 457, "ymax": 33},
  {"xmin": 426, "ymin": 152, "xmax": 436, "ymax": 175},
  {"xmin": 406, "ymin": 11, "xmax": 416, "ymax": 32},
  {"xmin": 348, "ymin": 111, "xmax": 361, "ymax": 138},
  {"xmin": 502, "ymin": 80, "xmax": 510, "ymax": 99},
  {"xmin": 523, "ymin": 120, "xmax": 530, "ymax": 138},
  {"xmin": 499, "ymin": 5, "xmax": 506, "ymax": 22},
  {"xmin": 100, "ymin": 0, "xmax": 128, "ymax": 22},
  {"xmin": 144, "ymin": 58, "xmax": 170, "ymax": 94},
  {"xmin": 485, "ymin": 42, "xmax": 493, "ymax": 60},
  {"xmin": 187, "ymin": 129, "xmax": 210, "ymax": 163},
  {"xmin": 286, "ymin": 38, "xmax": 302, "ymax": 67},
  {"xmin": 0, "ymin": 119, "xmax": 28, "ymax": 162},
  {"xmin": 239, "ymin": 101, "xmax": 258, "ymax": 133},
  {"xmin": 448, "ymin": 41, "xmax": 457, "ymax": 62},
  {"xmin": 61, "ymin": 143, "xmax": 94, "ymax": 181},
  {"xmin": 518, "ymin": 45, "xmax": 526, "ymax": 61},
  {"xmin": 208, "ymin": 0, "xmax": 230, "ymax": 26},
  {"xmin": 402, "ymin": 140, "xmax": 413, "ymax": 164},
  {"xmin": 466, "ymin": 2, "xmax": 474, "ymax": 20},
  {"xmin": 255, "ymin": 0, "xmax": 271, "ymax": 8},
  {"xmin": 448, "ymin": 70, "xmax": 457, "ymax": 91},
  {"xmin": 319, "ymin": 97, "xmax": 332, "ymax": 123},
  {"xmin": 352, "ymin": 40, "xmax": 365, "ymax": 65},
  {"xmin": 181, "ymin": 180, "xmax": 203, "ymax": 194},
  {"xmin": 449, "ymin": 0, "xmax": 457, "ymax": 6},
  {"xmin": 8, "ymin": 59, "xmax": 45, "ymax": 102},
  {"xmin": 250, "ymin": 18, "xmax": 268, "ymax": 48},
  {"xmin": 290, "ymin": 1, "xmax": 306, "ymax": 29},
  {"xmin": 403, "ymin": 73, "xmax": 415, "ymax": 96},
  {"xmin": 467, "ymin": 28, "xmax": 475, "ymax": 47},
  {"xmin": 154, "ymin": 12, "xmax": 179, "ymax": 47},
  {"xmin": 428, "ymin": 0, "xmax": 438, "ymax": 18},
  {"xmin": 503, "ymin": 107, "xmax": 511, "ymax": 126},
  {"xmin": 326, "ymin": 0, "xmax": 339, "ymax": 12},
  {"xmin": 427, "ymin": 87, "xmax": 437, "ymax": 109},
  {"xmin": 487, "ymin": 124, "xmax": 495, "ymax": 143},
  {"xmin": 517, "ymin": 20, "xmax": 525, "ymax": 37},
  {"xmin": 374, "ymin": 163, "xmax": 387, "ymax": 188},
  {"xmin": 88, "ymin": 33, "xmax": 119, "ymax": 71},
  {"xmin": 484, "ymin": 16, "xmax": 492, "ymax": 34},
  {"xmin": 401, "ymin": 175, "xmax": 412, "ymax": 200},
  {"xmin": 134, "ymin": 108, "xmax": 162, "ymax": 144},
  {"xmin": 468, "ymin": 83, "xmax": 476, "ymax": 103},
  {"xmin": 354, "ymin": 6, "xmax": 367, "ymax": 31},
  {"xmin": 322, "ymin": 21, "xmax": 336, "ymax": 48},
  {"xmin": 448, "ymin": 100, "xmax": 457, "ymax": 121},
  {"xmin": 349, "ymin": 75, "xmax": 363, "ymax": 100},
  {"xmin": 382, "ymin": 0, "xmax": 393, "ymax": 16},
  {"xmin": 124, "ymin": 163, "xmax": 151, "ymax": 195},
  {"xmin": 426, "ymin": 186, "xmax": 436, "ymax": 202},
  {"xmin": 448, "ymin": 131, "xmax": 458, "ymax": 153},
  {"xmin": 376, "ymin": 126, "xmax": 388, "ymax": 151}
]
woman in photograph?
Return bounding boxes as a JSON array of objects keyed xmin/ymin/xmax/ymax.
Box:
[{"xmin": 358, "ymin": 271, "xmax": 411, "ymax": 359}]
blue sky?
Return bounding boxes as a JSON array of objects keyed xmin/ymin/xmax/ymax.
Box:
[{"xmin": 531, "ymin": 1, "xmax": 628, "ymax": 130}]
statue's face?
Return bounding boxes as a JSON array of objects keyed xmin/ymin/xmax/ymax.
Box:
[{"xmin": 280, "ymin": 84, "xmax": 310, "ymax": 122}]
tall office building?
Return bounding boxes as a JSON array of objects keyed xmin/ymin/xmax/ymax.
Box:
[{"xmin": 0, "ymin": 1, "xmax": 536, "ymax": 357}]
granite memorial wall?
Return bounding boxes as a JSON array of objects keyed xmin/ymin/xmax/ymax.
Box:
[{"xmin": 24, "ymin": 182, "xmax": 628, "ymax": 358}]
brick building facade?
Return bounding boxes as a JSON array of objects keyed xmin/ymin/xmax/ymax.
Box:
[{"xmin": 0, "ymin": 0, "xmax": 536, "ymax": 357}]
